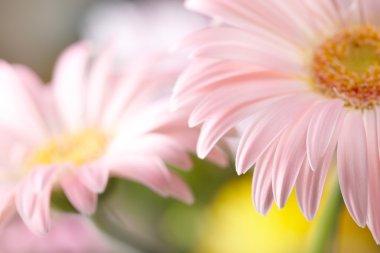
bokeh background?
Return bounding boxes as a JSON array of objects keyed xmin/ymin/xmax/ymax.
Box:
[{"xmin": 0, "ymin": 0, "xmax": 379, "ymax": 252}]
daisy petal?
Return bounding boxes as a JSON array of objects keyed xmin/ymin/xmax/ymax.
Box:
[
  {"xmin": 307, "ymin": 99, "xmax": 344, "ymax": 171},
  {"xmin": 362, "ymin": 0, "xmax": 380, "ymax": 25},
  {"xmin": 108, "ymin": 156, "xmax": 172, "ymax": 197},
  {"xmin": 252, "ymin": 142, "xmax": 277, "ymax": 215},
  {"xmin": 78, "ymin": 165, "xmax": 109, "ymax": 193},
  {"xmin": 337, "ymin": 111, "xmax": 368, "ymax": 227},
  {"xmin": 61, "ymin": 172, "xmax": 97, "ymax": 215},
  {"xmin": 168, "ymin": 173, "xmax": 194, "ymax": 204},
  {"xmin": 272, "ymin": 106, "xmax": 314, "ymax": 208},
  {"xmin": 297, "ymin": 109, "xmax": 344, "ymax": 220},
  {"xmin": 236, "ymin": 94, "xmax": 316, "ymax": 175},
  {"xmin": 0, "ymin": 184, "xmax": 16, "ymax": 225},
  {"xmin": 85, "ymin": 44, "xmax": 114, "ymax": 124},
  {"xmin": 364, "ymin": 109, "xmax": 380, "ymax": 243},
  {"xmin": 53, "ymin": 42, "xmax": 90, "ymax": 131},
  {"xmin": 16, "ymin": 167, "xmax": 56, "ymax": 235}
]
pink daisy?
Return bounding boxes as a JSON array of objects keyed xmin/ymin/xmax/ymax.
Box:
[
  {"xmin": 0, "ymin": 42, "xmax": 227, "ymax": 235},
  {"xmin": 172, "ymin": 0, "xmax": 380, "ymax": 243}
]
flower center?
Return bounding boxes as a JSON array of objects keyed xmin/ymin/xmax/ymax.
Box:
[
  {"xmin": 312, "ymin": 25, "xmax": 380, "ymax": 109},
  {"xmin": 25, "ymin": 129, "xmax": 108, "ymax": 170}
]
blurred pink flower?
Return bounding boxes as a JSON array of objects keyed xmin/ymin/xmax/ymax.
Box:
[
  {"xmin": 173, "ymin": 0, "xmax": 380, "ymax": 243},
  {"xmin": 0, "ymin": 42, "xmax": 227, "ymax": 235},
  {"xmin": 0, "ymin": 214, "xmax": 121, "ymax": 253}
]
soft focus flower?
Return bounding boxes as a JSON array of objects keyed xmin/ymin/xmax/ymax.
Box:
[
  {"xmin": 0, "ymin": 42, "xmax": 227, "ymax": 235},
  {"xmin": 195, "ymin": 177, "xmax": 379, "ymax": 253},
  {"xmin": 0, "ymin": 214, "xmax": 122, "ymax": 253},
  {"xmin": 81, "ymin": 0, "xmax": 206, "ymax": 60},
  {"xmin": 173, "ymin": 0, "xmax": 380, "ymax": 243}
]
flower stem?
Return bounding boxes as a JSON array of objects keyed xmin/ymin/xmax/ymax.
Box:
[{"xmin": 309, "ymin": 179, "xmax": 344, "ymax": 253}]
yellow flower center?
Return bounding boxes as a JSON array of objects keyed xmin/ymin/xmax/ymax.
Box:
[
  {"xmin": 312, "ymin": 25, "xmax": 380, "ymax": 109},
  {"xmin": 25, "ymin": 129, "xmax": 108, "ymax": 170}
]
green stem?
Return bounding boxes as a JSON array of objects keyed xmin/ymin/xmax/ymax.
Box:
[{"xmin": 309, "ymin": 179, "xmax": 344, "ymax": 253}]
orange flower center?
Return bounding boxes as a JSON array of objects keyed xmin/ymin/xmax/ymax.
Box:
[
  {"xmin": 25, "ymin": 129, "xmax": 108, "ymax": 170},
  {"xmin": 312, "ymin": 25, "xmax": 380, "ymax": 109}
]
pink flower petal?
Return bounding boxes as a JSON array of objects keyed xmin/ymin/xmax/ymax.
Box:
[
  {"xmin": 52, "ymin": 41, "xmax": 90, "ymax": 131},
  {"xmin": 306, "ymin": 99, "xmax": 344, "ymax": 171},
  {"xmin": 188, "ymin": 79, "xmax": 304, "ymax": 127},
  {"xmin": 272, "ymin": 104, "xmax": 315, "ymax": 208},
  {"xmin": 101, "ymin": 54, "xmax": 164, "ymax": 129},
  {"xmin": 193, "ymin": 42, "xmax": 302, "ymax": 75},
  {"xmin": 107, "ymin": 156, "xmax": 172, "ymax": 197},
  {"xmin": 334, "ymin": 0, "xmax": 363, "ymax": 26},
  {"xmin": 296, "ymin": 108, "xmax": 345, "ymax": 220},
  {"xmin": 197, "ymin": 101, "xmax": 261, "ymax": 159},
  {"xmin": 0, "ymin": 61, "xmax": 48, "ymax": 143},
  {"xmin": 362, "ymin": 0, "xmax": 380, "ymax": 25},
  {"xmin": 337, "ymin": 111, "xmax": 368, "ymax": 227},
  {"xmin": 364, "ymin": 109, "xmax": 380, "ymax": 243},
  {"xmin": 172, "ymin": 60, "xmax": 260, "ymax": 107},
  {"xmin": 185, "ymin": 0, "xmax": 311, "ymax": 46},
  {"xmin": 78, "ymin": 164, "xmax": 109, "ymax": 193},
  {"xmin": 85, "ymin": 43, "xmax": 114, "ymax": 124},
  {"xmin": 236, "ymin": 94, "xmax": 317, "ymax": 175},
  {"xmin": 115, "ymin": 133, "xmax": 193, "ymax": 171},
  {"xmin": 168, "ymin": 173, "xmax": 194, "ymax": 204},
  {"xmin": 252, "ymin": 142, "xmax": 277, "ymax": 215},
  {"xmin": 181, "ymin": 26, "xmax": 299, "ymax": 68},
  {"xmin": 0, "ymin": 183, "xmax": 16, "ymax": 225},
  {"xmin": 16, "ymin": 166, "xmax": 57, "ymax": 235},
  {"xmin": 60, "ymin": 172, "xmax": 98, "ymax": 215}
]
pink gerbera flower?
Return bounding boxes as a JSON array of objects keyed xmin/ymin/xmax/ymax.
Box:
[
  {"xmin": 172, "ymin": 0, "xmax": 380, "ymax": 243},
  {"xmin": 0, "ymin": 42, "xmax": 227, "ymax": 235}
]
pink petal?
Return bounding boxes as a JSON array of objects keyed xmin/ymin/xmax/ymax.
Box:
[
  {"xmin": 252, "ymin": 142, "xmax": 277, "ymax": 215},
  {"xmin": 181, "ymin": 27, "xmax": 299, "ymax": 69},
  {"xmin": 272, "ymin": 105, "xmax": 315, "ymax": 208},
  {"xmin": 0, "ymin": 61, "xmax": 47, "ymax": 143},
  {"xmin": 16, "ymin": 166, "xmax": 57, "ymax": 235},
  {"xmin": 12, "ymin": 64, "xmax": 62, "ymax": 134},
  {"xmin": 192, "ymin": 42, "xmax": 302, "ymax": 75},
  {"xmin": 376, "ymin": 107, "xmax": 380, "ymax": 158},
  {"xmin": 188, "ymin": 79, "xmax": 304, "ymax": 127},
  {"xmin": 52, "ymin": 42, "xmax": 90, "ymax": 131},
  {"xmin": 168, "ymin": 173, "xmax": 194, "ymax": 204},
  {"xmin": 362, "ymin": 0, "xmax": 380, "ymax": 25},
  {"xmin": 337, "ymin": 110, "xmax": 368, "ymax": 227},
  {"xmin": 60, "ymin": 172, "xmax": 97, "ymax": 215},
  {"xmin": 206, "ymin": 145, "xmax": 230, "ymax": 168},
  {"xmin": 172, "ymin": 60, "xmax": 260, "ymax": 106},
  {"xmin": 296, "ymin": 158, "xmax": 329, "ymax": 220},
  {"xmin": 118, "ymin": 133, "xmax": 193, "ymax": 170},
  {"xmin": 185, "ymin": 0, "xmax": 311, "ymax": 47},
  {"xmin": 363, "ymin": 109, "xmax": 380, "ymax": 243},
  {"xmin": 196, "ymin": 101, "xmax": 263, "ymax": 159},
  {"xmin": 85, "ymin": 44, "xmax": 114, "ymax": 124},
  {"xmin": 296, "ymin": 108, "xmax": 345, "ymax": 220},
  {"xmin": 236, "ymin": 94, "xmax": 317, "ymax": 175},
  {"xmin": 101, "ymin": 54, "xmax": 164, "ymax": 129},
  {"xmin": 78, "ymin": 164, "xmax": 109, "ymax": 193},
  {"xmin": 0, "ymin": 184, "xmax": 16, "ymax": 225},
  {"xmin": 306, "ymin": 99, "xmax": 344, "ymax": 171},
  {"xmin": 107, "ymin": 156, "xmax": 171, "ymax": 197},
  {"xmin": 334, "ymin": 0, "xmax": 363, "ymax": 26}
]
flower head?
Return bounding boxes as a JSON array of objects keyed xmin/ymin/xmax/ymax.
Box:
[
  {"xmin": 172, "ymin": 0, "xmax": 380, "ymax": 243},
  {"xmin": 0, "ymin": 42, "xmax": 227, "ymax": 234}
]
